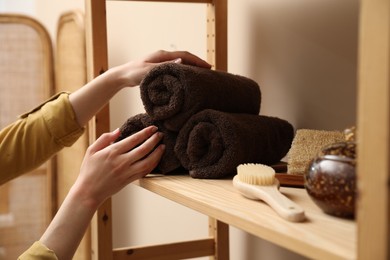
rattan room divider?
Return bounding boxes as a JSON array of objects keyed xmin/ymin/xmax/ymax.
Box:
[
  {"xmin": 55, "ymin": 10, "xmax": 91, "ymax": 260},
  {"xmin": 0, "ymin": 14, "xmax": 55, "ymax": 259}
]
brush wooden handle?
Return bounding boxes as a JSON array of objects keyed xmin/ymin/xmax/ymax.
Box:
[{"xmin": 233, "ymin": 176, "xmax": 305, "ymax": 222}]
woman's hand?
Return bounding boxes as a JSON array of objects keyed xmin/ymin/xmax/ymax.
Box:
[
  {"xmin": 69, "ymin": 50, "xmax": 210, "ymax": 127},
  {"xmin": 143, "ymin": 50, "xmax": 211, "ymax": 68},
  {"xmin": 73, "ymin": 126, "xmax": 165, "ymax": 209},
  {"xmin": 112, "ymin": 50, "xmax": 212, "ymax": 88}
]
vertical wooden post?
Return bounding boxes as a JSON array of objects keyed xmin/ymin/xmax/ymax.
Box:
[
  {"xmin": 207, "ymin": 1, "xmax": 229, "ymax": 258},
  {"xmin": 207, "ymin": 0, "xmax": 228, "ymax": 71},
  {"xmin": 85, "ymin": 0, "xmax": 113, "ymax": 259},
  {"xmin": 209, "ymin": 218, "xmax": 229, "ymax": 260},
  {"xmin": 0, "ymin": 185, "xmax": 9, "ymax": 214},
  {"xmin": 357, "ymin": 0, "xmax": 390, "ymax": 259}
]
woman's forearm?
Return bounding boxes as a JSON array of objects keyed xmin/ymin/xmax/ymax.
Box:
[
  {"xmin": 39, "ymin": 184, "xmax": 97, "ymax": 260},
  {"xmin": 38, "ymin": 126, "xmax": 165, "ymax": 260},
  {"xmin": 68, "ymin": 67, "xmax": 124, "ymax": 127}
]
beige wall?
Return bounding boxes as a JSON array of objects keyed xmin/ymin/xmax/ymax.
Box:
[{"xmin": 2, "ymin": 0, "xmax": 358, "ymax": 259}]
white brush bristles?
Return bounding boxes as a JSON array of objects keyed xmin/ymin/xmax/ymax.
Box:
[{"xmin": 236, "ymin": 163, "xmax": 275, "ymax": 185}]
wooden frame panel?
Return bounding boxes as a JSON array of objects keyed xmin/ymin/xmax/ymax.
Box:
[
  {"xmin": 0, "ymin": 13, "xmax": 55, "ymax": 259},
  {"xmin": 84, "ymin": 1, "xmax": 390, "ymax": 260},
  {"xmin": 357, "ymin": 0, "xmax": 390, "ymax": 259},
  {"xmin": 85, "ymin": 0, "xmax": 228, "ymax": 259},
  {"xmin": 84, "ymin": 1, "xmax": 113, "ymax": 259}
]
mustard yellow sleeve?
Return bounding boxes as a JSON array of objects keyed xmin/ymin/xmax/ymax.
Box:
[
  {"xmin": 0, "ymin": 92, "xmax": 84, "ymax": 185},
  {"xmin": 18, "ymin": 241, "xmax": 58, "ymax": 260}
]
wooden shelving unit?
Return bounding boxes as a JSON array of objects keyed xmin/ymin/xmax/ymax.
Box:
[{"xmin": 85, "ymin": 0, "xmax": 390, "ymax": 259}]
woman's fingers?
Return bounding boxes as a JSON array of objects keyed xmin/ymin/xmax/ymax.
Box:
[
  {"xmin": 124, "ymin": 130, "xmax": 164, "ymax": 165},
  {"xmin": 145, "ymin": 50, "xmax": 211, "ymax": 69},
  {"xmin": 75, "ymin": 126, "xmax": 166, "ymax": 205},
  {"xmin": 108, "ymin": 131, "xmax": 165, "ymax": 188},
  {"xmin": 177, "ymin": 51, "xmax": 211, "ymax": 68},
  {"xmin": 88, "ymin": 129, "xmax": 120, "ymax": 154},
  {"xmin": 113, "ymin": 125, "xmax": 159, "ymax": 154},
  {"xmin": 116, "ymin": 50, "xmax": 211, "ymax": 88},
  {"xmin": 117, "ymin": 126, "xmax": 165, "ymax": 182},
  {"xmin": 127, "ymin": 144, "xmax": 166, "ymax": 183}
]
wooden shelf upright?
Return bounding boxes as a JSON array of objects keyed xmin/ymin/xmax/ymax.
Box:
[{"xmin": 84, "ymin": 0, "xmax": 228, "ymax": 259}]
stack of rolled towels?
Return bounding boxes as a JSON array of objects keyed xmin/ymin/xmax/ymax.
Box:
[{"xmin": 116, "ymin": 63, "xmax": 294, "ymax": 179}]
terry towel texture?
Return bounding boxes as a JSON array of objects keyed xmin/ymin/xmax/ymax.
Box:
[
  {"xmin": 140, "ymin": 63, "xmax": 261, "ymax": 132},
  {"xmin": 174, "ymin": 109, "xmax": 294, "ymax": 179},
  {"xmin": 115, "ymin": 113, "xmax": 181, "ymax": 173}
]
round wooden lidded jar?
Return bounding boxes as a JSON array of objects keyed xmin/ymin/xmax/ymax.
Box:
[{"xmin": 304, "ymin": 141, "xmax": 357, "ymax": 219}]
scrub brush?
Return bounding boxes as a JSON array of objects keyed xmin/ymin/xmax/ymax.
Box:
[{"xmin": 233, "ymin": 163, "xmax": 305, "ymax": 222}]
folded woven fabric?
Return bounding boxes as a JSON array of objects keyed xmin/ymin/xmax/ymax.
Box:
[
  {"xmin": 115, "ymin": 113, "xmax": 181, "ymax": 173},
  {"xmin": 174, "ymin": 109, "xmax": 294, "ymax": 179},
  {"xmin": 140, "ymin": 63, "xmax": 261, "ymax": 132}
]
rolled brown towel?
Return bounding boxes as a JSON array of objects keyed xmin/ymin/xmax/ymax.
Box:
[
  {"xmin": 115, "ymin": 113, "xmax": 181, "ymax": 173},
  {"xmin": 140, "ymin": 63, "xmax": 261, "ymax": 132},
  {"xmin": 174, "ymin": 109, "xmax": 294, "ymax": 179}
]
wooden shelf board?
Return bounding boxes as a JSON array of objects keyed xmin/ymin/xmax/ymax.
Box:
[{"xmin": 136, "ymin": 174, "xmax": 356, "ymax": 260}]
